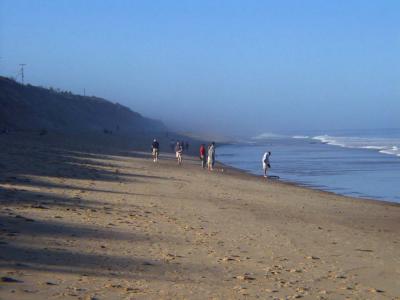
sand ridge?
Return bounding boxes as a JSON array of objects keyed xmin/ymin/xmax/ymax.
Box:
[{"xmin": 0, "ymin": 134, "xmax": 399, "ymax": 299}]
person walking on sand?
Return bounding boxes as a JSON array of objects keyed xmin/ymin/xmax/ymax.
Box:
[
  {"xmin": 207, "ymin": 142, "xmax": 216, "ymax": 171},
  {"xmin": 175, "ymin": 141, "xmax": 183, "ymax": 165},
  {"xmin": 151, "ymin": 139, "xmax": 160, "ymax": 162},
  {"xmin": 262, "ymin": 151, "xmax": 271, "ymax": 178},
  {"xmin": 199, "ymin": 144, "xmax": 206, "ymax": 168}
]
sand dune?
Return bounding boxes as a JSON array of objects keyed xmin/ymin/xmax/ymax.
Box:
[{"xmin": 0, "ymin": 133, "xmax": 399, "ymax": 299}]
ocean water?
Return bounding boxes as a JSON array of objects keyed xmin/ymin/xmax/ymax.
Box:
[{"xmin": 217, "ymin": 129, "xmax": 400, "ymax": 203}]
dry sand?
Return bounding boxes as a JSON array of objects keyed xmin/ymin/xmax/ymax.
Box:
[{"xmin": 0, "ymin": 133, "xmax": 399, "ymax": 299}]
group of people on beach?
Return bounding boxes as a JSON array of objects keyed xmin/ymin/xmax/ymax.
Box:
[
  {"xmin": 151, "ymin": 139, "xmax": 216, "ymax": 170},
  {"xmin": 152, "ymin": 138, "xmax": 271, "ymax": 177},
  {"xmin": 199, "ymin": 142, "xmax": 215, "ymax": 170}
]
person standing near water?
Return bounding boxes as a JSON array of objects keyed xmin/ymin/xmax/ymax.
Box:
[
  {"xmin": 208, "ymin": 142, "xmax": 216, "ymax": 171},
  {"xmin": 175, "ymin": 141, "xmax": 183, "ymax": 165},
  {"xmin": 262, "ymin": 151, "xmax": 271, "ymax": 178},
  {"xmin": 199, "ymin": 144, "xmax": 206, "ymax": 168},
  {"xmin": 152, "ymin": 139, "xmax": 160, "ymax": 162}
]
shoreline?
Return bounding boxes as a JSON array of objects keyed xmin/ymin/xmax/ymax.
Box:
[{"xmin": 215, "ymin": 160, "xmax": 400, "ymax": 208}]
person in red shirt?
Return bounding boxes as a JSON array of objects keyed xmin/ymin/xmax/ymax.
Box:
[{"xmin": 199, "ymin": 144, "xmax": 206, "ymax": 168}]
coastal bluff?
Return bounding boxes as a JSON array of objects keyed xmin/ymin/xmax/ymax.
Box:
[{"xmin": 0, "ymin": 76, "xmax": 165, "ymax": 134}]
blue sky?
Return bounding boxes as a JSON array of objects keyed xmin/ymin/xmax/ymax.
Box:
[{"xmin": 1, "ymin": 1, "xmax": 399, "ymax": 135}]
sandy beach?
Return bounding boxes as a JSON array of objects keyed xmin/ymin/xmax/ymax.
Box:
[{"xmin": 1, "ymin": 133, "xmax": 399, "ymax": 299}]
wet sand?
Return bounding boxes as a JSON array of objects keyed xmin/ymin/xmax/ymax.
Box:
[{"xmin": 0, "ymin": 133, "xmax": 399, "ymax": 299}]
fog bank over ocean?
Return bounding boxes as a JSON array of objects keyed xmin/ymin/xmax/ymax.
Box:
[{"xmin": 218, "ymin": 128, "xmax": 400, "ymax": 203}]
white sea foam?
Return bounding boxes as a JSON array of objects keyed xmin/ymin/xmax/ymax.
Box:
[
  {"xmin": 292, "ymin": 135, "xmax": 309, "ymax": 139},
  {"xmin": 252, "ymin": 132, "xmax": 285, "ymax": 140},
  {"xmin": 312, "ymin": 135, "xmax": 346, "ymax": 147},
  {"xmin": 312, "ymin": 135, "xmax": 400, "ymax": 157},
  {"xmin": 361, "ymin": 146, "xmax": 385, "ymax": 150}
]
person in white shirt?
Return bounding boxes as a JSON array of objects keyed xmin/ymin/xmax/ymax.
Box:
[
  {"xmin": 175, "ymin": 142, "xmax": 183, "ymax": 165},
  {"xmin": 262, "ymin": 151, "xmax": 271, "ymax": 178},
  {"xmin": 207, "ymin": 142, "xmax": 216, "ymax": 171}
]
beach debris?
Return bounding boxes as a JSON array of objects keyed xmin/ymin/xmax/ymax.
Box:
[
  {"xmin": 305, "ymin": 256, "xmax": 320, "ymax": 260},
  {"xmin": 296, "ymin": 287, "xmax": 309, "ymax": 293},
  {"xmin": 367, "ymin": 288, "xmax": 384, "ymax": 293},
  {"xmin": 221, "ymin": 256, "xmax": 239, "ymax": 262},
  {"xmin": 289, "ymin": 268, "xmax": 302, "ymax": 273},
  {"xmin": 355, "ymin": 248, "xmax": 373, "ymax": 252},
  {"xmin": 46, "ymin": 281, "xmax": 58, "ymax": 285},
  {"xmin": 105, "ymin": 283, "xmax": 123, "ymax": 289},
  {"xmin": 23, "ymin": 289, "xmax": 38, "ymax": 293},
  {"xmin": 126, "ymin": 287, "xmax": 142, "ymax": 293},
  {"xmin": 162, "ymin": 253, "xmax": 182, "ymax": 262},
  {"xmin": 234, "ymin": 273, "xmax": 256, "ymax": 281},
  {"xmin": 31, "ymin": 204, "xmax": 49, "ymax": 209},
  {"xmin": 1, "ymin": 276, "xmax": 22, "ymax": 283}
]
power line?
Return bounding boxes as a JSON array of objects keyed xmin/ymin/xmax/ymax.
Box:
[{"xmin": 19, "ymin": 64, "xmax": 26, "ymax": 84}]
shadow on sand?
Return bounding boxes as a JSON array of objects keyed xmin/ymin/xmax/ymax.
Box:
[{"xmin": 0, "ymin": 132, "xmax": 215, "ymax": 282}]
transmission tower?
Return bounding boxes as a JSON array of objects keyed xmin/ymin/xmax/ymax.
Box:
[{"xmin": 19, "ymin": 64, "xmax": 26, "ymax": 84}]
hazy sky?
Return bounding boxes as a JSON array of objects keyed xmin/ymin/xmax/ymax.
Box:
[{"xmin": 1, "ymin": 1, "xmax": 399, "ymax": 136}]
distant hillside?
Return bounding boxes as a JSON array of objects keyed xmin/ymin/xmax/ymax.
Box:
[{"xmin": 0, "ymin": 76, "xmax": 166, "ymax": 134}]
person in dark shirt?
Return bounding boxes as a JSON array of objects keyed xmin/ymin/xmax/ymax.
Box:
[{"xmin": 152, "ymin": 139, "xmax": 160, "ymax": 162}]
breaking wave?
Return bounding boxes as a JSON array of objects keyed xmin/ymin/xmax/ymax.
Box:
[{"xmin": 312, "ymin": 135, "xmax": 400, "ymax": 157}]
